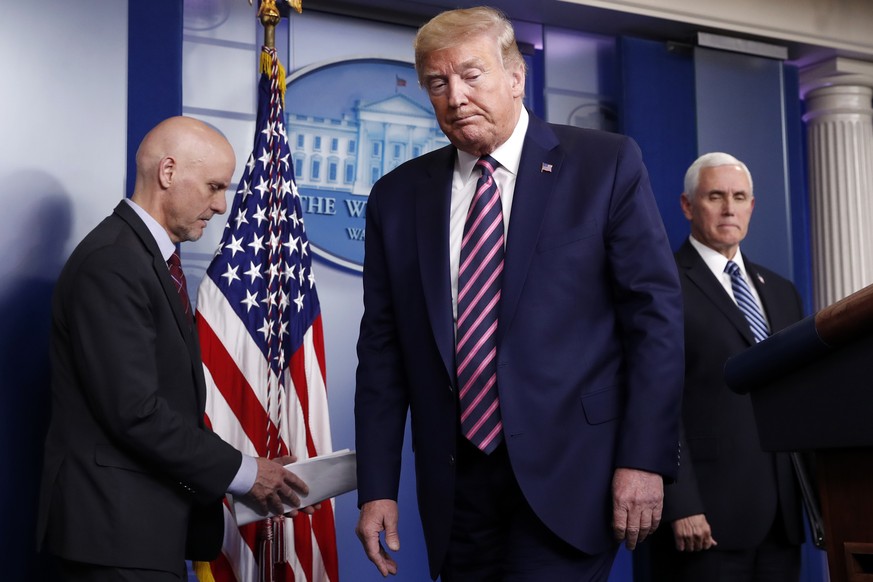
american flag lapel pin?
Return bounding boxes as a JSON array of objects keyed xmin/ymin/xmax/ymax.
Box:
[
  {"xmin": 541, "ymin": 162, "xmax": 553, "ymax": 173},
  {"xmin": 757, "ymin": 273, "xmax": 765, "ymax": 285}
]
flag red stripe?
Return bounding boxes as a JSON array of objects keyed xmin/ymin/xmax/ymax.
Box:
[
  {"xmin": 312, "ymin": 502, "xmax": 339, "ymax": 580},
  {"xmin": 312, "ymin": 316, "xmax": 327, "ymax": 385},
  {"xmin": 210, "ymin": 550, "xmax": 243, "ymax": 582},
  {"xmin": 199, "ymin": 315, "xmax": 277, "ymax": 456},
  {"xmin": 288, "ymin": 345, "xmax": 317, "ymax": 459},
  {"xmin": 293, "ymin": 516, "xmax": 314, "ymax": 581},
  {"xmin": 289, "ymin": 345, "xmax": 318, "ymax": 576}
]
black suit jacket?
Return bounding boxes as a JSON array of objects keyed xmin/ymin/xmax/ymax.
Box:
[
  {"xmin": 663, "ymin": 240, "xmax": 804, "ymax": 549},
  {"xmin": 37, "ymin": 201, "xmax": 241, "ymax": 572}
]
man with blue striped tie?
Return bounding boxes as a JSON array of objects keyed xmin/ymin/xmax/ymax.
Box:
[{"xmin": 645, "ymin": 152, "xmax": 806, "ymax": 581}]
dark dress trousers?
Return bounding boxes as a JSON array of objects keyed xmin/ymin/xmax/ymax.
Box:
[
  {"xmin": 37, "ymin": 202, "xmax": 241, "ymax": 574},
  {"xmin": 355, "ymin": 112, "xmax": 685, "ymax": 578}
]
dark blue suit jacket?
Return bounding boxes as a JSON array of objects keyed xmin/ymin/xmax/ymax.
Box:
[{"xmin": 355, "ymin": 113, "xmax": 685, "ymax": 577}]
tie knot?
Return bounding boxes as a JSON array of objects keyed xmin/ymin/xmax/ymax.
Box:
[
  {"xmin": 476, "ymin": 155, "xmax": 498, "ymax": 177},
  {"xmin": 168, "ymin": 251, "xmax": 182, "ymax": 269},
  {"xmin": 725, "ymin": 260, "xmax": 740, "ymax": 277}
]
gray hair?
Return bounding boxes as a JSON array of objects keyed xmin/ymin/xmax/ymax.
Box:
[
  {"xmin": 683, "ymin": 152, "xmax": 754, "ymax": 200},
  {"xmin": 413, "ymin": 6, "xmax": 526, "ymax": 84}
]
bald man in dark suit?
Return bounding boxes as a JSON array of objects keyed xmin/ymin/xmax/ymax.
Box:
[{"xmin": 38, "ymin": 117, "xmax": 311, "ymax": 581}]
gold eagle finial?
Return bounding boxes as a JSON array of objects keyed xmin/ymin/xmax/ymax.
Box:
[
  {"xmin": 249, "ymin": 0, "xmax": 303, "ymax": 18},
  {"xmin": 248, "ymin": 0, "xmax": 302, "ymax": 49}
]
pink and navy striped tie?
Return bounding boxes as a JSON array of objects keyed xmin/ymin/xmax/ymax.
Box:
[
  {"xmin": 167, "ymin": 251, "xmax": 193, "ymax": 323},
  {"xmin": 456, "ymin": 155, "xmax": 504, "ymax": 454}
]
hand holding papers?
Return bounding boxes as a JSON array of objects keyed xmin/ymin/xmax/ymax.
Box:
[{"xmin": 233, "ymin": 449, "xmax": 357, "ymax": 526}]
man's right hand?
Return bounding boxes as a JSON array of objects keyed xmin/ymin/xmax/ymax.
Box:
[
  {"xmin": 671, "ymin": 514, "xmax": 717, "ymax": 552},
  {"xmin": 355, "ymin": 499, "xmax": 400, "ymax": 576},
  {"xmin": 245, "ymin": 457, "xmax": 310, "ymax": 517}
]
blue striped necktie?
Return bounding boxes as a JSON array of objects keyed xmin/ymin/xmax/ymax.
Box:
[
  {"xmin": 456, "ymin": 155, "xmax": 504, "ymax": 454},
  {"xmin": 725, "ymin": 260, "xmax": 769, "ymax": 342}
]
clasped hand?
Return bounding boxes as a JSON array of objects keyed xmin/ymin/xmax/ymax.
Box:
[
  {"xmin": 246, "ymin": 455, "xmax": 320, "ymax": 519},
  {"xmin": 671, "ymin": 513, "xmax": 717, "ymax": 552}
]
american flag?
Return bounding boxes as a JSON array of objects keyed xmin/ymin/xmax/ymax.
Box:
[{"xmin": 194, "ymin": 46, "xmax": 339, "ymax": 582}]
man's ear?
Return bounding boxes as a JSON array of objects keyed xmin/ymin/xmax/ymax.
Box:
[
  {"xmin": 157, "ymin": 155, "xmax": 176, "ymax": 189},
  {"xmin": 511, "ymin": 65, "xmax": 525, "ymax": 98},
  {"xmin": 680, "ymin": 193, "xmax": 693, "ymax": 220}
]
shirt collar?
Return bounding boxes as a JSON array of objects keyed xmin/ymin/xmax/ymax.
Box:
[
  {"xmin": 689, "ymin": 235, "xmax": 749, "ymax": 276},
  {"xmin": 124, "ymin": 198, "xmax": 176, "ymax": 262},
  {"xmin": 456, "ymin": 108, "xmax": 529, "ymax": 179}
]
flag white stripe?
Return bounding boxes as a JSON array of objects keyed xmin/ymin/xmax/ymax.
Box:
[{"xmin": 220, "ymin": 503, "xmax": 258, "ymax": 580}]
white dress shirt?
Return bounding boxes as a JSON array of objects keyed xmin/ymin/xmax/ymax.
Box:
[
  {"xmin": 688, "ymin": 235, "xmax": 770, "ymax": 327},
  {"xmin": 449, "ymin": 108, "xmax": 529, "ymax": 324}
]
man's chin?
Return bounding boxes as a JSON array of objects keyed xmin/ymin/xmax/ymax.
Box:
[
  {"xmin": 449, "ymin": 132, "xmax": 494, "ymax": 156},
  {"xmin": 184, "ymin": 228, "xmax": 205, "ymax": 243}
]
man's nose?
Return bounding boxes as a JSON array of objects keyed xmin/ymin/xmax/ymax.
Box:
[
  {"xmin": 214, "ymin": 193, "xmax": 228, "ymax": 215},
  {"xmin": 446, "ymin": 79, "xmax": 468, "ymax": 107}
]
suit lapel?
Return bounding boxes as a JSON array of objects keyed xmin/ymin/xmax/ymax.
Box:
[
  {"xmin": 114, "ymin": 201, "xmax": 208, "ymax": 410},
  {"xmin": 416, "ymin": 148, "xmax": 457, "ymax": 380},
  {"xmin": 116, "ymin": 202, "xmax": 196, "ymax": 339},
  {"xmin": 676, "ymin": 241, "xmax": 756, "ymax": 345},
  {"xmin": 419, "ymin": 115, "xmax": 567, "ymax": 369},
  {"xmin": 498, "ymin": 115, "xmax": 562, "ymax": 344},
  {"xmin": 747, "ymin": 261, "xmax": 784, "ymax": 333}
]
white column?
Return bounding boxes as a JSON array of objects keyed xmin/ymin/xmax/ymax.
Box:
[{"xmin": 801, "ymin": 58, "xmax": 873, "ymax": 309}]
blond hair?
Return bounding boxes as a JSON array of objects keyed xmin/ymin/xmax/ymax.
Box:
[{"xmin": 414, "ymin": 6, "xmax": 525, "ymax": 83}]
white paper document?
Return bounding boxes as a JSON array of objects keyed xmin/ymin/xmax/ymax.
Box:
[{"xmin": 231, "ymin": 449, "xmax": 357, "ymax": 526}]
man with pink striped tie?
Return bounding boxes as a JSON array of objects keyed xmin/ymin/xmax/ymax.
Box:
[{"xmin": 354, "ymin": 6, "xmax": 684, "ymax": 581}]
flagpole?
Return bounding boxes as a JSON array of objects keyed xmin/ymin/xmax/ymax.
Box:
[
  {"xmin": 254, "ymin": 4, "xmax": 298, "ymax": 581},
  {"xmin": 197, "ymin": 5, "xmax": 328, "ymax": 582},
  {"xmin": 259, "ymin": 1, "xmax": 280, "ymax": 49}
]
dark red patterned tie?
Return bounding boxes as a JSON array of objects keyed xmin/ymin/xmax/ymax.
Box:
[
  {"xmin": 167, "ymin": 251, "xmax": 192, "ymax": 323},
  {"xmin": 456, "ymin": 155, "xmax": 504, "ymax": 454}
]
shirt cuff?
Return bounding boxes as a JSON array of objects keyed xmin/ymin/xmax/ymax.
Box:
[{"xmin": 227, "ymin": 453, "xmax": 257, "ymax": 495}]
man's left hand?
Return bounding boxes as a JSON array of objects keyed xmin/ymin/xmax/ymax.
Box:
[{"xmin": 612, "ymin": 467, "xmax": 663, "ymax": 550}]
